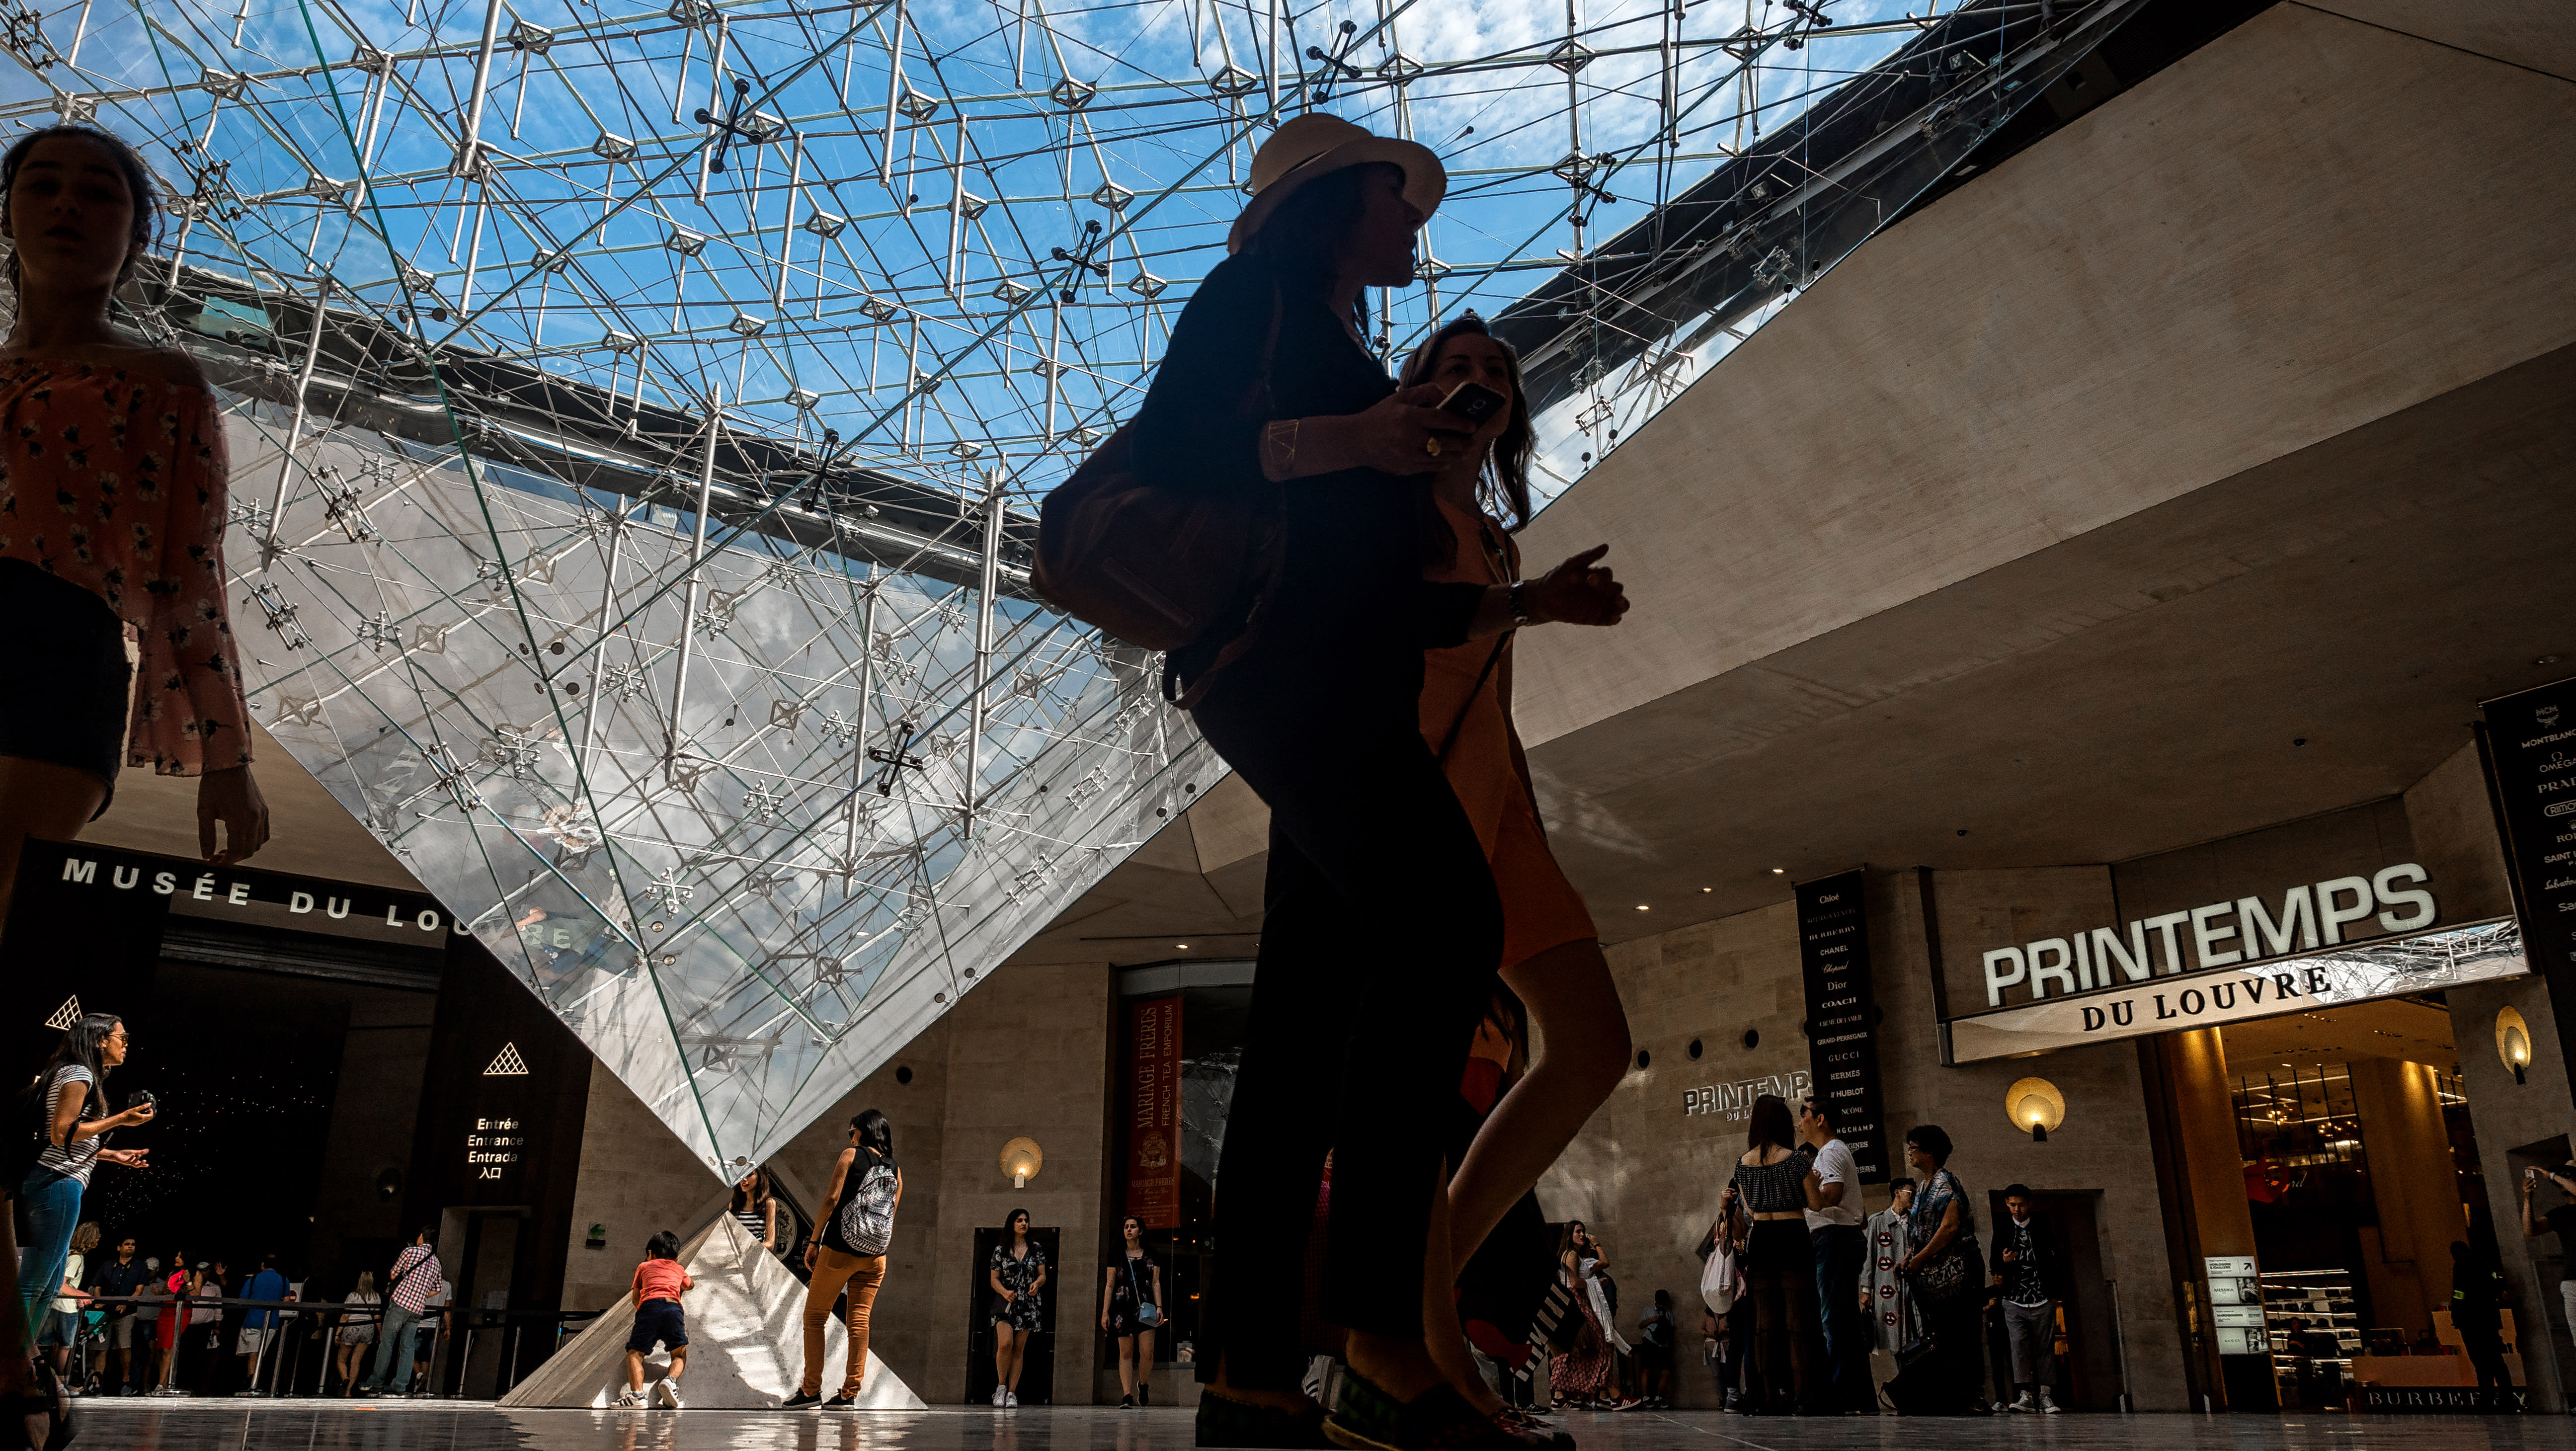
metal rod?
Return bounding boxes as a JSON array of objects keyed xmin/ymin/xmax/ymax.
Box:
[
  {"xmin": 65, "ymin": 0, "xmax": 94, "ymax": 70},
  {"xmin": 773, "ymin": 133, "xmax": 803, "ymax": 308},
  {"xmin": 944, "ymin": 116, "xmax": 964, "ymax": 300},
  {"xmin": 262, "ymin": 277, "xmax": 334, "ymax": 563},
  {"xmin": 842, "ymin": 584, "xmax": 878, "ymax": 871},
  {"xmin": 672, "ymin": 21, "xmax": 696, "ymax": 124},
  {"xmin": 880, "ymin": 0, "xmax": 908, "ymax": 188},
  {"xmin": 664, "ymin": 401, "xmax": 722, "ymax": 768},
  {"xmin": 697, "ymin": 13, "xmax": 729, "ymax": 203},
  {"xmin": 576, "ymin": 500, "xmax": 630, "ymax": 774},
  {"xmin": 963, "ymin": 467, "xmax": 1001, "ymax": 834},
  {"xmin": 459, "ymin": 192, "xmax": 487, "ymax": 311},
  {"xmin": 454, "ymin": 0, "xmax": 506, "ymax": 176}
]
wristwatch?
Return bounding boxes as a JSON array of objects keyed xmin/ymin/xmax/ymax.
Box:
[{"xmin": 1508, "ymin": 581, "xmax": 1534, "ymax": 629}]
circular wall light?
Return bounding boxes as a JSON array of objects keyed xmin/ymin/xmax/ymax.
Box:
[
  {"xmin": 2006, "ymin": 1076, "xmax": 2066, "ymax": 1143},
  {"xmin": 2498, "ymin": 1006, "xmax": 2533, "ymax": 1086},
  {"xmin": 999, "ymin": 1135, "xmax": 1044, "ymax": 1189}
]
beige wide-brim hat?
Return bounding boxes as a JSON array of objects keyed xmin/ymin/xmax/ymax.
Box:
[{"xmin": 1226, "ymin": 113, "xmax": 1447, "ymax": 255}]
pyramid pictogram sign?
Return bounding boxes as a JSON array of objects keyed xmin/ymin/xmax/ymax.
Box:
[
  {"xmin": 44, "ymin": 998, "xmax": 80, "ymax": 1032},
  {"xmin": 483, "ymin": 1043, "xmax": 530, "ymax": 1076}
]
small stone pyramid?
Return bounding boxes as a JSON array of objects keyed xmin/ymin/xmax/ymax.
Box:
[{"xmin": 497, "ymin": 1214, "xmax": 924, "ymax": 1410}]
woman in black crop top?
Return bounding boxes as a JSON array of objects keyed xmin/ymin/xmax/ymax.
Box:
[
  {"xmin": 1717, "ymin": 1094, "xmax": 1829, "ymax": 1414},
  {"xmin": 1129, "ymin": 115, "xmax": 1628, "ymax": 1451}
]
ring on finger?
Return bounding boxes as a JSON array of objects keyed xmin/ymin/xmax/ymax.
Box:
[{"xmin": 1423, "ymin": 436, "xmax": 1442, "ymax": 458}]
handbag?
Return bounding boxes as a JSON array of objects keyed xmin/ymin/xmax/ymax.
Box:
[
  {"xmin": 1032, "ymin": 287, "xmax": 1287, "ymax": 709},
  {"xmin": 1906, "ymin": 1234, "xmax": 1981, "ymax": 1306},
  {"xmin": 1699, "ymin": 1239, "xmax": 1737, "ymax": 1315},
  {"xmin": 1895, "ymin": 1332, "xmax": 1935, "ymax": 1367}
]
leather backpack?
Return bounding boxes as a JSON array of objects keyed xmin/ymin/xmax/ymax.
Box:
[{"xmin": 1033, "ymin": 286, "xmax": 1285, "ymax": 708}]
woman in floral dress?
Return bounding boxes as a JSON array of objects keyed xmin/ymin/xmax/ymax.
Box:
[{"xmin": 986, "ymin": 1209, "xmax": 1046, "ymax": 1407}]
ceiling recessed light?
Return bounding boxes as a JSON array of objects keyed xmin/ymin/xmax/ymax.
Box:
[
  {"xmin": 1771, "ymin": 868, "xmax": 1785, "ymax": 875},
  {"xmin": 1701, "ymin": 887, "xmax": 1713, "ymax": 893},
  {"xmin": 1635, "ymin": 904, "xmax": 1650, "ymax": 912},
  {"xmin": 1176, "ymin": 943, "xmax": 1189, "ymax": 950}
]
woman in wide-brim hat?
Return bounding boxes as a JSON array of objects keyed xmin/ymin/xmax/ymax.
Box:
[{"xmin": 1126, "ymin": 114, "xmax": 1627, "ymax": 1451}]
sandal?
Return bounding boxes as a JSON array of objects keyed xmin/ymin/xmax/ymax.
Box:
[
  {"xmin": 1196, "ymin": 1388, "xmax": 1332, "ymax": 1450},
  {"xmin": 1325, "ymin": 1371, "xmax": 1520, "ymax": 1451}
]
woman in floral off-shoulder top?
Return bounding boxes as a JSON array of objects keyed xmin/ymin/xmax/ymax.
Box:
[{"xmin": 0, "ymin": 123, "xmax": 269, "ymax": 918}]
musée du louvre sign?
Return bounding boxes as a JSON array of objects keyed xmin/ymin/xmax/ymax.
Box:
[{"xmin": 1944, "ymin": 861, "xmax": 2529, "ymax": 1062}]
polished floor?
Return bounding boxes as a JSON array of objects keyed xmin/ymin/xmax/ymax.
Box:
[{"xmin": 52, "ymin": 1402, "xmax": 2576, "ymax": 1451}]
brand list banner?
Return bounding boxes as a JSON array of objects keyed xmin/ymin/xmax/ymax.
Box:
[
  {"xmin": 1125, "ymin": 995, "xmax": 1184, "ymax": 1228},
  {"xmin": 2483, "ymin": 677, "xmax": 2576, "ymax": 984},
  {"xmin": 1798, "ymin": 871, "xmax": 1888, "ymax": 1181}
]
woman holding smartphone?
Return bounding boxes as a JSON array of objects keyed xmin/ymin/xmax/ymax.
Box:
[
  {"xmin": 1397, "ymin": 317, "xmax": 1635, "ymax": 1428},
  {"xmin": 1129, "ymin": 113, "xmax": 1628, "ymax": 1451}
]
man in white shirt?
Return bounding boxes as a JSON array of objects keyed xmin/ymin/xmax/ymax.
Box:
[{"xmin": 1797, "ymin": 1096, "xmax": 1867, "ymax": 1413}]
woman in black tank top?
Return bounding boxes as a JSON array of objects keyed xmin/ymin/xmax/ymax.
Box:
[
  {"xmin": 782, "ymin": 1111, "xmax": 899, "ymax": 1408},
  {"xmin": 1100, "ymin": 1215, "xmax": 1164, "ymax": 1408}
]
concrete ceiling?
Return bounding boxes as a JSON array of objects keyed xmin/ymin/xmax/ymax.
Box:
[
  {"xmin": 1003, "ymin": 3, "xmax": 2576, "ymax": 967},
  {"xmin": 2222, "ymin": 997, "xmax": 2459, "ymax": 1077},
  {"xmin": 84, "ymin": 721, "xmax": 424, "ymax": 891}
]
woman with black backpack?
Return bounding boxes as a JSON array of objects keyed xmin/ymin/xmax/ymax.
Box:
[
  {"xmin": 1124, "ymin": 113, "xmax": 1629, "ymax": 1451},
  {"xmin": 784, "ymin": 1109, "xmax": 898, "ymax": 1409}
]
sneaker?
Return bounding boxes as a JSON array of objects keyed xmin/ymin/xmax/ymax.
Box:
[
  {"xmin": 1327, "ymin": 1372, "xmax": 1520, "ymax": 1451},
  {"xmin": 2009, "ymin": 1392, "xmax": 2036, "ymax": 1414},
  {"xmin": 1122, "ymin": 1395, "xmax": 1136, "ymax": 1410},
  {"xmin": 1005, "ymin": 1391, "xmax": 1019, "ymax": 1408},
  {"xmin": 2038, "ymin": 1390, "xmax": 2061, "ymax": 1414},
  {"xmin": 992, "ymin": 1384, "xmax": 1007, "ymax": 1407},
  {"xmin": 781, "ymin": 1391, "xmax": 821, "ymax": 1410},
  {"xmin": 1195, "ymin": 1388, "xmax": 1332, "ymax": 1449},
  {"xmin": 654, "ymin": 1380, "xmax": 684, "ymax": 1410},
  {"xmin": 1138, "ymin": 1381, "xmax": 1151, "ymax": 1406},
  {"xmin": 824, "ymin": 1393, "xmax": 858, "ymax": 1409},
  {"xmin": 613, "ymin": 1392, "xmax": 645, "ymax": 1408}
]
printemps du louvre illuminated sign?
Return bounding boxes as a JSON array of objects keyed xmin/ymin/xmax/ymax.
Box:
[{"xmin": 1944, "ymin": 862, "xmax": 2530, "ymax": 1062}]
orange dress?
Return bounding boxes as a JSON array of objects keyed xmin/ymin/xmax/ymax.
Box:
[
  {"xmin": 1419, "ymin": 494, "xmax": 1597, "ymax": 969},
  {"xmin": 0, "ymin": 359, "xmax": 252, "ymax": 774}
]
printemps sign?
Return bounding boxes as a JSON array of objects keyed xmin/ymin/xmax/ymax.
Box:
[
  {"xmin": 1939, "ymin": 851, "xmax": 2537, "ymax": 1063},
  {"xmin": 1976, "ymin": 864, "xmax": 2436, "ymax": 1007},
  {"xmin": 1948, "ymin": 918, "xmax": 2522, "ymax": 1062}
]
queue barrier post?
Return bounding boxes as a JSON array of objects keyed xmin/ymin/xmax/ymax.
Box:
[{"xmin": 78, "ymin": 1295, "xmax": 603, "ymax": 1400}]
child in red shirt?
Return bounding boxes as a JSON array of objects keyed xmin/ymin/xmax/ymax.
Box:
[{"xmin": 618, "ymin": 1231, "xmax": 693, "ymax": 1408}]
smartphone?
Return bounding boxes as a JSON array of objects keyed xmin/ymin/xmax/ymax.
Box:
[{"xmin": 1438, "ymin": 381, "xmax": 1507, "ymax": 427}]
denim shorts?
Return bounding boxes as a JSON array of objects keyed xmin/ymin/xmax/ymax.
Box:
[
  {"xmin": 0, "ymin": 559, "xmax": 129, "ymax": 814},
  {"xmin": 36, "ymin": 1310, "xmax": 80, "ymax": 1347}
]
